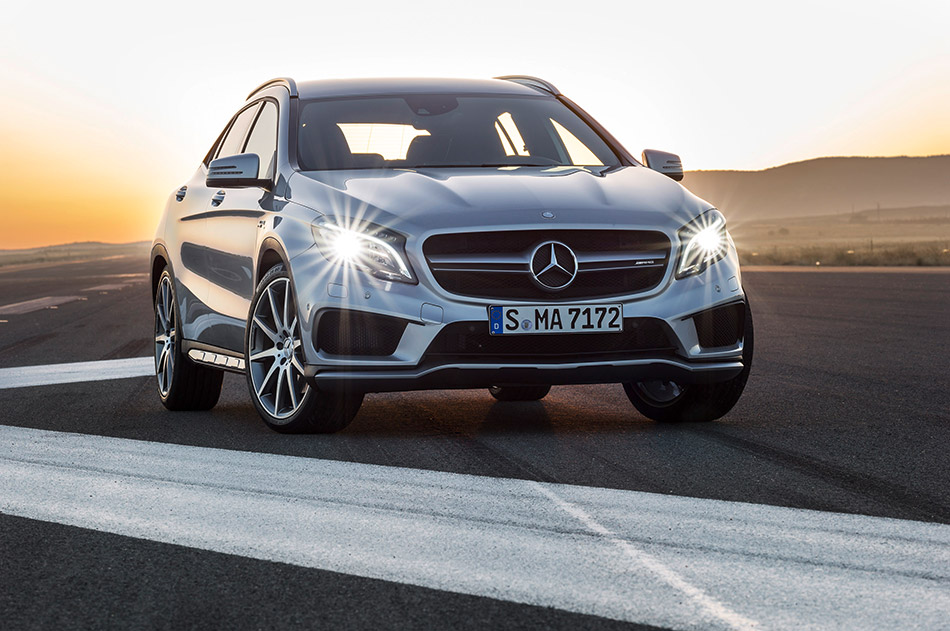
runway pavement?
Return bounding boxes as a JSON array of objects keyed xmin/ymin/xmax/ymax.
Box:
[{"xmin": 0, "ymin": 255, "xmax": 948, "ymax": 630}]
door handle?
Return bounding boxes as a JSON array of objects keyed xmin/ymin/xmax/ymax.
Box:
[
  {"xmin": 211, "ymin": 190, "xmax": 226, "ymax": 207},
  {"xmin": 175, "ymin": 186, "xmax": 187, "ymax": 202}
]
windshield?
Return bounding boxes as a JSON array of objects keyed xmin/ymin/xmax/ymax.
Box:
[{"xmin": 296, "ymin": 95, "xmax": 621, "ymax": 170}]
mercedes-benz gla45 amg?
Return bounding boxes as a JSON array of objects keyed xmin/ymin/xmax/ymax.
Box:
[{"xmin": 151, "ymin": 76, "xmax": 753, "ymax": 433}]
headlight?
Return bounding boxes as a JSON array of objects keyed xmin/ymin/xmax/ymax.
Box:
[
  {"xmin": 311, "ymin": 219, "xmax": 416, "ymax": 283},
  {"xmin": 676, "ymin": 209, "xmax": 728, "ymax": 279}
]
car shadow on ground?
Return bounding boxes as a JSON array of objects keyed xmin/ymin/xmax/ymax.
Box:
[{"xmin": 205, "ymin": 375, "xmax": 713, "ymax": 440}]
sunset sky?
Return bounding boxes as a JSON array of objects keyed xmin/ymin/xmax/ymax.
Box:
[{"xmin": 1, "ymin": 0, "xmax": 948, "ymax": 249}]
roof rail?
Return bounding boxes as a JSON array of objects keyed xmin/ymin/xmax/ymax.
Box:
[
  {"xmin": 247, "ymin": 77, "xmax": 298, "ymax": 100},
  {"xmin": 494, "ymin": 75, "xmax": 561, "ymax": 96}
]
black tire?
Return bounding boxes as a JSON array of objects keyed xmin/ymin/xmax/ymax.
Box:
[
  {"xmin": 154, "ymin": 268, "xmax": 223, "ymax": 411},
  {"xmin": 488, "ymin": 385, "xmax": 551, "ymax": 401},
  {"xmin": 245, "ymin": 264, "xmax": 363, "ymax": 433},
  {"xmin": 623, "ymin": 300, "xmax": 754, "ymax": 422}
]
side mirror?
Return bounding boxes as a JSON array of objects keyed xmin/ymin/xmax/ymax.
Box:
[
  {"xmin": 207, "ymin": 153, "xmax": 269, "ymax": 188},
  {"xmin": 641, "ymin": 149, "xmax": 683, "ymax": 181}
]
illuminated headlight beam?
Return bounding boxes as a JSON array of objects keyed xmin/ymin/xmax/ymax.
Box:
[
  {"xmin": 676, "ymin": 209, "xmax": 728, "ymax": 279},
  {"xmin": 312, "ymin": 219, "xmax": 416, "ymax": 283},
  {"xmin": 330, "ymin": 228, "xmax": 363, "ymax": 262}
]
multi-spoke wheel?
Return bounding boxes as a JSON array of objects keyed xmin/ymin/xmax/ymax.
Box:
[
  {"xmin": 155, "ymin": 274, "xmax": 176, "ymax": 398},
  {"xmin": 248, "ymin": 274, "xmax": 309, "ymax": 420},
  {"xmin": 153, "ymin": 268, "xmax": 223, "ymax": 411},
  {"xmin": 623, "ymin": 301, "xmax": 754, "ymax": 422},
  {"xmin": 245, "ymin": 265, "xmax": 363, "ymax": 433}
]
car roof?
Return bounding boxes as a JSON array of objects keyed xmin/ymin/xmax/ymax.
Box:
[{"xmin": 292, "ymin": 77, "xmax": 550, "ymax": 100}]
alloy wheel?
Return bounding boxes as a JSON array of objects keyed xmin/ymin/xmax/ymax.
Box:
[
  {"xmin": 248, "ymin": 277, "xmax": 309, "ymax": 420},
  {"xmin": 154, "ymin": 275, "xmax": 176, "ymax": 397}
]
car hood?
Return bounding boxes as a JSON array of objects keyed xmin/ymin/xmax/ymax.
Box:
[{"xmin": 286, "ymin": 165, "xmax": 714, "ymax": 235}]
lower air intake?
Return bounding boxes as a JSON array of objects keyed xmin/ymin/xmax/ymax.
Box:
[
  {"xmin": 692, "ymin": 302, "xmax": 745, "ymax": 348},
  {"xmin": 426, "ymin": 318, "xmax": 677, "ymax": 362},
  {"xmin": 317, "ymin": 310, "xmax": 407, "ymax": 356}
]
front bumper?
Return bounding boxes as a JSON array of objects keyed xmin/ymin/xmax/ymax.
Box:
[{"xmin": 290, "ymin": 235, "xmax": 746, "ymax": 394}]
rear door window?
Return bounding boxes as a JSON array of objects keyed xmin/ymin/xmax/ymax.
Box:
[
  {"xmin": 242, "ymin": 101, "xmax": 279, "ymax": 179},
  {"xmin": 215, "ymin": 103, "xmax": 261, "ymax": 160}
]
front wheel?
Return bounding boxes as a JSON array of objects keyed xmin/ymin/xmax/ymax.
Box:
[
  {"xmin": 245, "ymin": 265, "xmax": 362, "ymax": 433},
  {"xmin": 623, "ymin": 301, "xmax": 754, "ymax": 423}
]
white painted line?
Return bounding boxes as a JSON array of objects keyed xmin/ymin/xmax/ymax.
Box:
[
  {"xmin": 533, "ymin": 482, "xmax": 759, "ymax": 631},
  {"xmin": 83, "ymin": 283, "xmax": 131, "ymax": 292},
  {"xmin": 109, "ymin": 273, "xmax": 148, "ymax": 279},
  {"xmin": 0, "ymin": 296, "xmax": 83, "ymax": 315},
  {"xmin": 0, "ymin": 425, "xmax": 947, "ymax": 630},
  {"xmin": 0, "ymin": 356, "xmax": 153, "ymax": 389}
]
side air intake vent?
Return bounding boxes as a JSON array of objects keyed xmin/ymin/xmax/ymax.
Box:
[
  {"xmin": 317, "ymin": 310, "xmax": 408, "ymax": 356},
  {"xmin": 692, "ymin": 302, "xmax": 745, "ymax": 348}
]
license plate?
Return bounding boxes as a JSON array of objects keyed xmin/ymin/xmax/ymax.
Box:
[{"xmin": 489, "ymin": 304, "xmax": 623, "ymax": 335}]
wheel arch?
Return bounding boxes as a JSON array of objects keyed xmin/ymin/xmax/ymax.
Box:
[
  {"xmin": 150, "ymin": 243, "xmax": 172, "ymax": 300},
  {"xmin": 256, "ymin": 237, "xmax": 291, "ymax": 287}
]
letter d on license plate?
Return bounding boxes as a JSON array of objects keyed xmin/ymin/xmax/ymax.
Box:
[{"xmin": 489, "ymin": 304, "xmax": 623, "ymax": 335}]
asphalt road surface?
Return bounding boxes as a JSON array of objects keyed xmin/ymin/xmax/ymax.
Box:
[{"xmin": 0, "ymin": 255, "xmax": 948, "ymax": 630}]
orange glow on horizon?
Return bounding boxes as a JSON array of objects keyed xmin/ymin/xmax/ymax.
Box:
[
  {"xmin": 0, "ymin": 0, "xmax": 947, "ymax": 250},
  {"xmin": 0, "ymin": 120, "xmax": 167, "ymax": 250}
]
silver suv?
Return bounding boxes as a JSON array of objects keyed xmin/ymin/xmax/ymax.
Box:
[{"xmin": 150, "ymin": 76, "xmax": 753, "ymax": 433}]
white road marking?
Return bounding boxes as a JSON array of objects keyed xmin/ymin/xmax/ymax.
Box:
[
  {"xmin": 83, "ymin": 283, "xmax": 132, "ymax": 292},
  {"xmin": 533, "ymin": 483, "xmax": 759, "ymax": 631},
  {"xmin": 0, "ymin": 296, "xmax": 83, "ymax": 315},
  {"xmin": 0, "ymin": 425, "xmax": 947, "ymax": 630},
  {"xmin": 82, "ymin": 274, "xmax": 147, "ymax": 291},
  {"xmin": 0, "ymin": 357, "xmax": 153, "ymax": 389}
]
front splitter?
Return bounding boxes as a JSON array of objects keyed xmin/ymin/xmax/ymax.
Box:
[{"xmin": 304, "ymin": 357, "xmax": 744, "ymax": 393}]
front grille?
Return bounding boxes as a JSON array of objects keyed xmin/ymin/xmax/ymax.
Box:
[
  {"xmin": 426, "ymin": 318, "xmax": 677, "ymax": 363},
  {"xmin": 423, "ymin": 230, "xmax": 670, "ymax": 300},
  {"xmin": 317, "ymin": 310, "xmax": 408, "ymax": 356},
  {"xmin": 692, "ymin": 302, "xmax": 745, "ymax": 348}
]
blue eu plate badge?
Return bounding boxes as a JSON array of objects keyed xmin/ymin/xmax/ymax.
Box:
[{"xmin": 489, "ymin": 306, "xmax": 503, "ymax": 335}]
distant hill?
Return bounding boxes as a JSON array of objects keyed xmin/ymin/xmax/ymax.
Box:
[
  {"xmin": 0, "ymin": 241, "xmax": 149, "ymax": 268},
  {"xmin": 682, "ymin": 155, "xmax": 950, "ymax": 220}
]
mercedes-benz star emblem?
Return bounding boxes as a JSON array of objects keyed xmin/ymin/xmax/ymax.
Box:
[{"xmin": 530, "ymin": 241, "xmax": 578, "ymax": 291}]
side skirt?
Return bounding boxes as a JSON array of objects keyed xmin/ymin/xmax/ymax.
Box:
[{"xmin": 182, "ymin": 340, "xmax": 245, "ymax": 373}]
